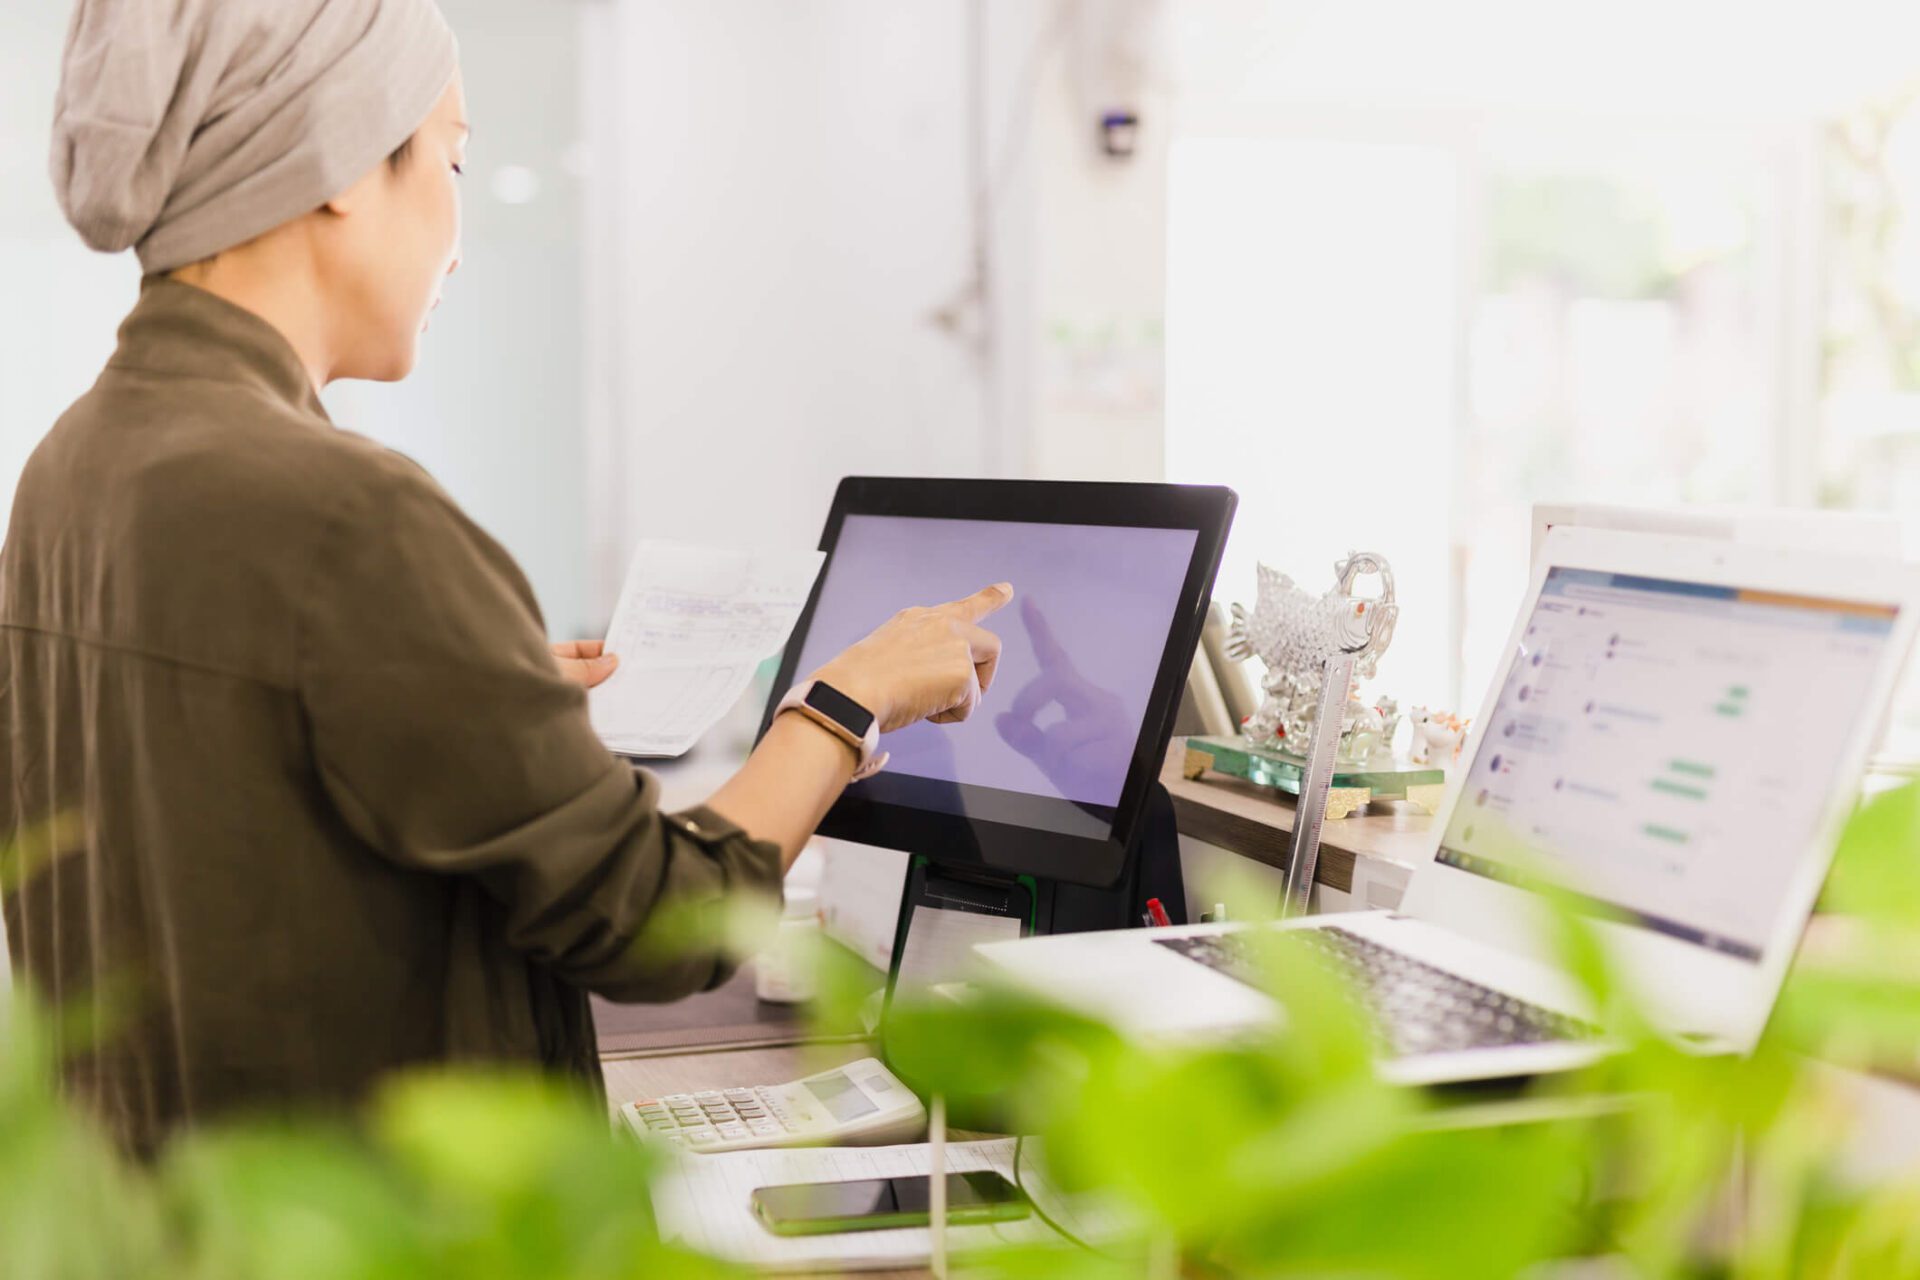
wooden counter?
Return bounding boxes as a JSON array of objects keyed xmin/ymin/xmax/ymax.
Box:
[{"xmin": 1160, "ymin": 740, "xmax": 1434, "ymax": 894}]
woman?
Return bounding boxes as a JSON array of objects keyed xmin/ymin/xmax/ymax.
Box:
[{"xmin": 2, "ymin": 0, "xmax": 1008, "ymax": 1156}]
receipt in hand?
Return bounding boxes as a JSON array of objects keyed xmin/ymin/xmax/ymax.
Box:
[{"xmin": 587, "ymin": 540, "xmax": 826, "ymax": 758}]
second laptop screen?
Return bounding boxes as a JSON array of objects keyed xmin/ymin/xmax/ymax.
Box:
[{"xmin": 1436, "ymin": 567, "xmax": 1895, "ymax": 961}]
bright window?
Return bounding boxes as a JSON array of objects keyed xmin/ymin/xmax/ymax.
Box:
[
  {"xmin": 1166, "ymin": 135, "xmax": 1460, "ymax": 711},
  {"xmin": 1168, "ymin": 122, "xmax": 1796, "ymax": 720}
]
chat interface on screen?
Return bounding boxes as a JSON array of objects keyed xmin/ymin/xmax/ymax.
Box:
[
  {"xmin": 789, "ymin": 515, "xmax": 1199, "ymax": 834},
  {"xmin": 1437, "ymin": 568, "xmax": 1894, "ymax": 961}
]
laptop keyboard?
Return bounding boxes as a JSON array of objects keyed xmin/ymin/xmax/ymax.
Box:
[{"xmin": 1156, "ymin": 926, "xmax": 1597, "ymax": 1058}]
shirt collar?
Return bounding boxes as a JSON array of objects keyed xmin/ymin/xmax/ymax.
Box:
[{"xmin": 108, "ymin": 276, "xmax": 330, "ymax": 420}]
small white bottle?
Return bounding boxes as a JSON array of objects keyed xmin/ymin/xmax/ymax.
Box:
[{"xmin": 755, "ymin": 884, "xmax": 822, "ymax": 1004}]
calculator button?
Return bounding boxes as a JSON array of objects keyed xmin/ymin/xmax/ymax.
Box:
[
  {"xmin": 750, "ymin": 1121, "xmax": 781, "ymax": 1136},
  {"xmin": 663, "ymin": 1094, "xmax": 693, "ymax": 1105},
  {"xmin": 725, "ymin": 1089, "xmax": 755, "ymax": 1102},
  {"xmin": 694, "ymin": 1091, "xmax": 725, "ymax": 1101},
  {"xmin": 685, "ymin": 1130, "xmax": 719, "ymax": 1146},
  {"xmin": 717, "ymin": 1123, "xmax": 749, "ymax": 1138}
]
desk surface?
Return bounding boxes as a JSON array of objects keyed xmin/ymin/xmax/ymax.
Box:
[
  {"xmin": 605, "ymin": 1034, "xmax": 1920, "ymax": 1280},
  {"xmin": 604, "ymin": 1041, "xmax": 935, "ymax": 1280},
  {"xmin": 1162, "ymin": 740, "xmax": 1435, "ymax": 892}
]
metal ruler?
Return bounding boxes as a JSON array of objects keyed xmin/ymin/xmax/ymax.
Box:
[{"xmin": 1281, "ymin": 649, "xmax": 1358, "ymax": 917}]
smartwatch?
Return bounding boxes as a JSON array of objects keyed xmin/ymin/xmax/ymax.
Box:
[{"xmin": 776, "ymin": 680, "xmax": 888, "ymax": 781}]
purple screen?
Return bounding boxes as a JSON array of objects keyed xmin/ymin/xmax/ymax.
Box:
[{"xmin": 790, "ymin": 515, "xmax": 1199, "ymax": 811}]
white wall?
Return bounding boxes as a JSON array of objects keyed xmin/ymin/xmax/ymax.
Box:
[
  {"xmin": 327, "ymin": 0, "xmax": 594, "ymax": 639},
  {"xmin": 582, "ymin": 1, "xmax": 1059, "ymax": 619},
  {"xmin": 1026, "ymin": 1, "xmax": 1172, "ymax": 483}
]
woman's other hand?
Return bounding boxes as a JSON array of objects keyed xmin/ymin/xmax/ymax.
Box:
[
  {"xmin": 552, "ymin": 639, "xmax": 620, "ymax": 689},
  {"xmin": 813, "ymin": 583, "xmax": 1013, "ymax": 733}
]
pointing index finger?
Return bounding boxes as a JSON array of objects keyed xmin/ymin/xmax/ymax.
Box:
[{"xmin": 942, "ymin": 582, "xmax": 1014, "ymax": 623}]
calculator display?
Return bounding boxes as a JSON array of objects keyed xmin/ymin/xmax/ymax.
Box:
[{"xmin": 804, "ymin": 1072, "xmax": 878, "ymax": 1122}]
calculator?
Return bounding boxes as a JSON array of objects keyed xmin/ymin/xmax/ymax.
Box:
[{"xmin": 620, "ymin": 1057, "xmax": 927, "ymax": 1153}]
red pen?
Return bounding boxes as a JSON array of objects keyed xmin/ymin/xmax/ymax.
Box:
[{"xmin": 1146, "ymin": 897, "xmax": 1171, "ymax": 928}]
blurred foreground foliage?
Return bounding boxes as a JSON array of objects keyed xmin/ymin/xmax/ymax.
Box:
[
  {"xmin": 8, "ymin": 784, "xmax": 1920, "ymax": 1277},
  {"xmin": 0, "ymin": 1001, "xmax": 737, "ymax": 1280}
]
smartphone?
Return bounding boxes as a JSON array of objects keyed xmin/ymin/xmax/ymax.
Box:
[{"xmin": 750, "ymin": 1171, "xmax": 1029, "ymax": 1236}]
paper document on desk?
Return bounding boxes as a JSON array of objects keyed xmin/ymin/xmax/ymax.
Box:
[
  {"xmin": 649, "ymin": 1137, "xmax": 1115, "ymax": 1271},
  {"xmin": 589, "ymin": 539, "xmax": 825, "ymax": 757}
]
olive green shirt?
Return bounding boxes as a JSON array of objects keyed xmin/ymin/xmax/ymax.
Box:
[{"xmin": 0, "ymin": 278, "xmax": 781, "ymax": 1154}]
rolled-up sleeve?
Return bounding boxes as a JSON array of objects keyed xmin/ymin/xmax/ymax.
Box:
[{"xmin": 296, "ymin": 454, "xmax": 781, "ymax": 1002}]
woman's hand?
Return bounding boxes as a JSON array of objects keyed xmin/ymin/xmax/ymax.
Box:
[
  {"xmin": 811, "ymin": 583, "xmax": 1013, "ymax": 733},
  {"xmin": 552, "ymin": 639, "xmax": 620, "ymax": 689},
  {"xmin": 707, "ymin": 582, "xmax": 1012, "ymax": 871}
]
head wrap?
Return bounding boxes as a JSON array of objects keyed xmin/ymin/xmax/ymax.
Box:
[{"xmin": 51, "ymin": 0, "xmax": 457, "ymax": 274}]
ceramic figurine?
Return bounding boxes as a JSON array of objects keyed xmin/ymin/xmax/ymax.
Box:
[{"xmin": 1407, "ymin": 706, "xmax": 1468, "ymax": 766}]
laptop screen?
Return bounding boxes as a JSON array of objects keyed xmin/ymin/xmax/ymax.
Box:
[
  {"xmin": 1436, "ymin": 567, "xmax": 1898, "ymax": 962},
  {"xmin": 786, "ymin": 514, "xmax": 1200, "ymax": 838}
]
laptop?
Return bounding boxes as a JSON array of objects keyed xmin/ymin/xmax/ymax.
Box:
[{"xmin": 975, "ymin": 527, "xmax": 1920, "ymax": 1084}]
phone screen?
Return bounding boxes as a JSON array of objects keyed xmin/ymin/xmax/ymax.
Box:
[{"xmin": 752, "ymin": 1171, "xmax": 1028, "ymax": 1234}]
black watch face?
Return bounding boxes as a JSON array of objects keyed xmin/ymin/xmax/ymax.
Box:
[{"xmin": 807, "ymin": 681, "xmax": 875, "ymax": 738}]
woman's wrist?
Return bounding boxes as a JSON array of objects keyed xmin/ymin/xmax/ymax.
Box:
[{"xmin": 707, "ymin": 711, "xmax": 858, "ymax": 873}]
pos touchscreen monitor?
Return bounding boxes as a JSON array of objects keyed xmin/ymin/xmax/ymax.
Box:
[{"xmin": 759, "ymin": 478, "xmax": 1236, "ymax": 888}]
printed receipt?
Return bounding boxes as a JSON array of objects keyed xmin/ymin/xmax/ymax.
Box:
[{"xmin": 588, "ymin": 540, "xmax": 826, "ymax": 757}]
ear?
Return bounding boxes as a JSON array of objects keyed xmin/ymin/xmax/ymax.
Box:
[{"xmin": 321, "ymin": 161, "xmax": 387, "ymax": 218}]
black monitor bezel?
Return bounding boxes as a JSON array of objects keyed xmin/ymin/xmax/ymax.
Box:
[{"xmin": 757, "ymin": 476, "xmax": 1237, "ymax": 889}]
